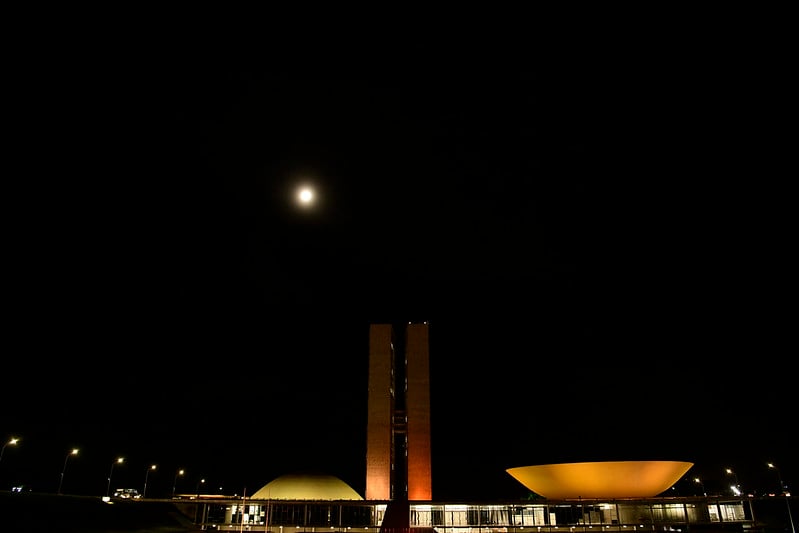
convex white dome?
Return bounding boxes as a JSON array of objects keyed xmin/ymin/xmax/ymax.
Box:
[{"xmin": 251, "ymin": 472, "xmax": 363, "ymax": 500}]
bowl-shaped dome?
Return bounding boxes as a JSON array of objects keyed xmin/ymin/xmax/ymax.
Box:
[{"xmin": 506, "ymin": 461, "xmax": 693, "ymax": 499}]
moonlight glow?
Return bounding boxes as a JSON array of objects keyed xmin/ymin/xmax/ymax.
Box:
[{"xmin": 297, "ymin": 186, "xmax": 315, "ymax": 207}]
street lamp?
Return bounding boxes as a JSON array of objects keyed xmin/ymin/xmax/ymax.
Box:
[
  {"xmin": 694, "ymin": 477, "xmax": 707, "ymax": 496},
  {"xmin": 58, "ymin": 448, "xmax": 79, "ymax": 495},
  {"xmin": 195, "ymin": 478, "xmax": 206, "ymax": 498},
  {"xmin": 106, "ymin": 457, "xmax": 124, "ymax": 497},
  {"xmin": 143, "ymin": 464, "xmax": 157, "ymax": 499},
  {"xmin": 172, "ymin": 469, "xmax": 184, "ymax": 498},
  {"xmin": 768, "ymin": 462, "xmax": 786, "ymax": 494},
  {"xmin": 725, "ymin": 468, "xmax": 741, "ymax": 496},
  {"xmin": 768, "ymin": 463, "xmax": 795, "ymax": 533},
  {"xmin": 0, "ymin": 437, "xmax": 19, "ymax": 463}
]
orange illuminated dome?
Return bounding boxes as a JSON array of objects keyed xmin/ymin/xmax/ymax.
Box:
[{"xmin": 506, "ymin": 461, "xmax": 694, "ymax": 499}]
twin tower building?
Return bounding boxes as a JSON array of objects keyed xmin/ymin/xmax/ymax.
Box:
[{"xmin": 365, "ymin": 323, "xmax": 433, "ymax": 502}]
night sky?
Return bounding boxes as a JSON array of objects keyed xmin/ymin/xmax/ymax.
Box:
[{"xmin": 3, "ymin": 18, "xmax": 794, "ymax": 502}]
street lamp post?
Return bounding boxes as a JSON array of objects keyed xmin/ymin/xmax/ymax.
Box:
[
  {"xmin": 58, "ymin": 448, "xmax": 79, "ymax": 495},
  {"xmin": 172, "ymin": 469, "xmax": 184, "ymax": 498},
  {"xmin": 768, "ymin": 463, "xmax": 795, "ymax": 533},
  {"xmin": 694, "ymin": 477, "xmax": 707, "ymax": 496},
  {"xmin": 726, "ymin": 468, "xmax": 742, "ymax": 496},
  {"xmin": 143, "ymin": 464, "xmax": 157, "ymax": 499},
  {"xmin": 195, "ymin": 478, "xmax": 205, "ymax": 498},
  {"xmin": 768, "ymin": 462, "xmax": 786, "ymax": 494},
  {"xmin": 106, "ymin": 457, "xmax": 124, "ymax": 497},
  {"xmin": 0, "ymin": 437, "xmax": 19, "ymax": 464}
]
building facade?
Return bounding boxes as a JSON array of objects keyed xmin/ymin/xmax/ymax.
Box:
[{"xmin": 365, "ymin": 323, "xmax": 432, "ymax": 502}]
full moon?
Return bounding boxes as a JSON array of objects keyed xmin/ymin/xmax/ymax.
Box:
[{"xmin": 297, "ymin": 186, "xmax": 315, "ymax": 207}]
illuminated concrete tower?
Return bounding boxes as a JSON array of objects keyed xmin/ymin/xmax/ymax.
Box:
[{"xmin": 366, "ymin": 322, "xmax": 432, "ymax": 502}]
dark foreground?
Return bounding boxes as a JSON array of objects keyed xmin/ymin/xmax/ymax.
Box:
[{"xmin": 0, "ymin": 491, "xmax": 201, "ymax": 533}]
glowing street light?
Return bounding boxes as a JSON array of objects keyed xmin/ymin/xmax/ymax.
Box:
[
  {"xmin": 694, "ymin": 477, "xmax": 707, "ymax": 496},
  {"xmin": 106, "ymin": 457, "xmax": 125, "ymax": 497},
  {"xmin": 768, "ymin": 462, "xmax": 787, "ymax": 494},
  {"xmin": 172, "ymin": 469, "xmax": 185, "ymax": 498},
  {"xmin": 725, "ymin": 468, "xmax": 741, "ymax": 496},
  {"xmin": 58, "ymin": 448, "xmax": 79, "ymax": 495},
  {"xmin": 0, "ymin": 437, "xmax": 19, "ymax": 463},
  {"xmin": 768, "ymin": 463, "xmax": 795, "ymax": 533},
  {"xmin": 195, "ymin": 478, "xmax": 206, "ymax": 498},
  {"xmin": 143, "ymin": 464, "xmax": 157, "ymax": 499}
]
